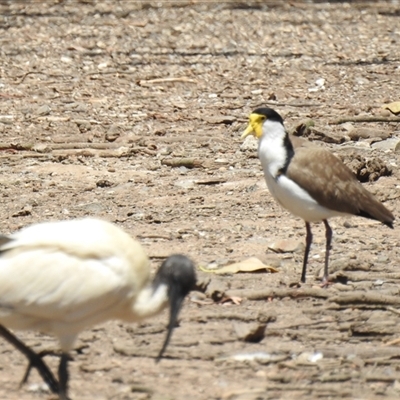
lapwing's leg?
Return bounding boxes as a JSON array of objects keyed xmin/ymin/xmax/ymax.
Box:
[
  {"xmin": 0, "ymin": 325, "xmax": 59, "ymax": 394},
  {"xmin": 58, "ymin": 352, "xmax": 70, "ymax": 400},
  {"xmin": 322, "ymin": 220, "xmax": 333, "ymax": 283},
  {"xmin": 301, "ymin": 222, "xmax": 313, "ymax": 283}
]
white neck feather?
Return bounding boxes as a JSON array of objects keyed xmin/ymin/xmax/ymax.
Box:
[
  {"xmin": 131, "ymin": 284, "xmax": 169, "ymax": 321},
  {"xmin": 258, "ymin": 119, "xmax": 289, "ymax": 178}
]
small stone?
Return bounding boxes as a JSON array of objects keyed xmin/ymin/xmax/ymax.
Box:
[
  {"xmin": 75, "ymin": 202, "xmax": 105, "ymax": 213},
  {"xmin": 96, "ymin": 179, "xmax": 114, "ymax": 188},
  {"xmin": 296, "ymin": 351, "xmax": 323, "ymax": 364},
  {"xmin": 12, "ymin": 205, "xmax": 32, "ymax": 217},
  {"xmin": 341, "ymin": 122, "xmax": 354, "ymax": 132},
  {"xmin": 74, "ymin": 119, "xmax": 91, "ymax": 132},
  {"xmin": 291, "ymin": 119, "xmax": 315, "ymax": 137},
  {"xmin": 105, "ymin": 124, "xmax": 120, "ymax": 142},
  {"xmin": 240, "ymin": 135, "xmax": 258, "ymax": 152},
  {"xmin": 27, "ymin": 383, "xmax": 50, "ymax": 393},
  {"xmin": 376, "ymin": 108, "xmax": 392, "ymax": 117},
  {"xmin": 127, "ymin": 212, "xmax": 145, "ymax": 221},
  {"xmin": 0, "ymin": 115, "xmax": 14, "ymax": 124},
  {"xmin": 80, "ymin": 362, "xmax": 114, "ymax": 372},
  {"xmin": 348, "ymin": 127, "xmax": 391, "ymax": 141},
  {"xmin": 189, "ymin": 291, "xmax": 207, "ymax": 301},
  {"xmin": 36, "ymin": 105, "xmax": 51, "ymax": 116},
  {"xmin": 33, "ymin": 143, "xmax": 52, "ymax": 153},
  {"xmin": 60, "ymin": 56, "xmax": 73, "ymax": 63},
  {"xmin": 233, "ymin": 322, "xmax": 266, "ymax": 343},
  {"xmin": 205, "ymin": 278, "xmax": 227, "ymax": 302},
  {"xmin": 174, "ymin": 179, "xmax": 195, "ymax": 189},
  {"xmin": 376, "ymin": 255, "xmax": 389, "ymax": 264},
  {"xmin": 113, "ymin": 343, "xmax": 137, "ymax": 357},
  {"xmin": 268, "ymin": 239, "xmax": 303, "ymax": 253},
  {"xmin": 371, "ymin": 138, "xmax": 400, "ymax": 151}
]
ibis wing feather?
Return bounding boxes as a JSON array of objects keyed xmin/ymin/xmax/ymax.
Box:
[
  {"xmin": 286, "ymin": 147, "xmax": 394, "ymax": 225},
  {"xmin": 0, "ymin": 219, "xmax": 150, "ymax": 331},
  {"xmin": 0, "ymin": 252, "xmax": 129, "ymax": 321}
]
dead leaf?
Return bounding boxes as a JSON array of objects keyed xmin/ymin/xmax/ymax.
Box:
[
  {"xmin": 200, "ymin": 257, "xmax": 278, "ymax": 275},
  {"xmin": 383, "ymin": 101, "xmax": 400, "ymax": 115}
]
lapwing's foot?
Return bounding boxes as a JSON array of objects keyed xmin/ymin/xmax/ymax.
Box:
[{"xmin": 320, "ymin": 278, "xmax": 333, "ymax": 288}]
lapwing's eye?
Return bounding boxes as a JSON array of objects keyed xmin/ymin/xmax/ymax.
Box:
[{"xmin": 260, "ymin": 116, "xmax": 266, "ymax": 122}]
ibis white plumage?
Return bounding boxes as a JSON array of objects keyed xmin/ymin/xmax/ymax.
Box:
[{"xmin": 0, "ymin": 218, "xmax": 196, "ymax": 400}]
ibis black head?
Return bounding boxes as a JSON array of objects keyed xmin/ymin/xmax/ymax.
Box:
[
  {"xmin": 252, "ymin": 107, "xmax": 284, "ymax": 124},
  {"xmin": 153, "ymin": 254, "xmax": 196, "ymax": 361}
]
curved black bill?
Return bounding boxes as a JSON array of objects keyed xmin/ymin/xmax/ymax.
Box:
[{"xmin": 155, "ymin": 292, "xmax": 185, "ymax": 363}]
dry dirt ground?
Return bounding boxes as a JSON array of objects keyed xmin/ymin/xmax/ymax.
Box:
[{"xmin": 1, "ymin": 1, "xmax": 400, "ymax": 399}]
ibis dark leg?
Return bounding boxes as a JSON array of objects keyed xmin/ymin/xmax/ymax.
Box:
[
  {"xmin": 58, "ymin": 353, "xmax": 70, "ymax": 400},
  {"xmin": 323, "ymin": 219, "xmax": 333, "ymax": 283},
  {"xmin": 301, "ymin": 222, "xmax": 313, "ymax": 283},
  {"xmin": 0, "ymin": 324, "xmax": 59, "ymax": 394},
  {"xmin": 21, "ymin": 350, "xmax": 64, "ymax": 387}
]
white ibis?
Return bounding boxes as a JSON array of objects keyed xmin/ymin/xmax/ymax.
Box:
[{"xmin": 0, "ymin": 218, "xmax": 196, "ymax": 400}]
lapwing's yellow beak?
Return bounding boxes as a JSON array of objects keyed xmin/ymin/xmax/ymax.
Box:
[
  {"xmin": 241, "ymin": 123, "xmax": 255, "ymax": 139},
  {"xmin": 241, "ymin": 113, "xmax": 264, "ymax": 139}
]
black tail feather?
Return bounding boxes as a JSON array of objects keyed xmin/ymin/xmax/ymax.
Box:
[{"xmin": 357, "ymin": 209, "xmax": 394, "ymax": 229}]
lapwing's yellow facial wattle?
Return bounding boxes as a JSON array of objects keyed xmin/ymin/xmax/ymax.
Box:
[{"xmin": 241, "ymin": 113, "xmax": 266, "ymax": 139}]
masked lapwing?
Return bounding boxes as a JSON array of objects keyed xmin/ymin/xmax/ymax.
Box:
[
  {"xmin": 0, "ymin": 218, "xmax": 196, "ymax": 400},
  {"xmin": 242, "ymin": 107, "xmax": 394, "ymax": 284}
]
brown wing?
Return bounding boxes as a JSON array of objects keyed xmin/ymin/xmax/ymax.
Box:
[
  {"xmin": 286, "ymin": 147, "xmax": 394, "ymax": 227},
  {"xmin": 289, "ymin": 135, "xmax": 316, "ymax": 150}
]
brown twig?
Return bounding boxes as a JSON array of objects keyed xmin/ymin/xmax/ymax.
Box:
[
  {"xmin": 329, "ymin": 116, "xmax": 400, "ymax": 124},
  {"xmin": 136, "ymin": 234, "xmax": 172, "ymax": 240},
  {"xmin": 0, "ymin": 93, "xmax": 24, "ymax": 99},
  {"xmin": 0, "ymin": 142, "xmax": 131, "ymax": 151},
  {"xmin": 14, "ymin": 71, "xmax": 69, "ymax": 85},
  {"xmin": 14, "ymin": 71, "xmax": 46, "ymax": 84},
  {"xmin": 262, "ymin": 101, "xmax": 322, "ymax": 108},
  {"xmin": 0, "ymin": 148, "xmax": 148, "ymax": 160},
  {"xmin": 161, "ymin": 158, "xmax": 203, "ymax": 168},
  {"xmin": 45, "ymin": 143, "xmax": 126, "ymax": 150},
  {"xmin": 0, "ymin": 153, "xmax": 46, "ymax": 160},
  {"xmin": 0, "ymin": 142, "xmax": 159, "ymax": 159},
  {"xmin": 138, "ymin": 77, "xmax": 197, "ymax": 86},
  {"xmin": 225, "ymin": 287, "xmax": 331, "ymax": 301},
  {"xmin": 331, "ymin": 292, "xmax": 400, "ymax": 306},
  {"xmin": 385, "ymin": 306, "xmax": 400, "ymax": 316},
  {"xmin": 0, "ymin": 142, "xmax": 34, "ymax": 151},
  {"xmin": 384, "ymin": 337, "xmax": 400, "ymax": 346}
]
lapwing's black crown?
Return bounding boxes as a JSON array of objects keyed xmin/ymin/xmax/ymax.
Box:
[{"xmin": 253, "ymin": 107, "xmax": 284, "ymax": 124}]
